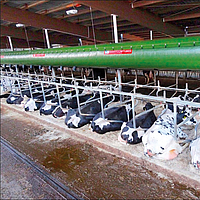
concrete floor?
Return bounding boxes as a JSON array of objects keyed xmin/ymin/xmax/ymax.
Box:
[
  {"xmin": 1, "ymin": 99, "xmax": 200, "ymax": 199},
  {"xmin": 1, "ymin": 142, "xmax": 65, "ymax": 199}
]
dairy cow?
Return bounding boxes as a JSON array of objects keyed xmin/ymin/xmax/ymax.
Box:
[
  {"xmin": 24, "ymin": 85, "xmax": 63, "ymax": 112},
  {"xmin": 91, "ymin": 104, "xmax": 132, "ymax": 134},
  {"xmin": 193, "ymin": 94, "xmax": 200, "ymax": 103},
  {"xmin": 190, "ymin": 137, "xmax": 200, "ymax": 169},
  {"xmin": 39, "ymin": 92, "xmax": 97, "ymax": 115},
  {"xmin": 166, "ymin": 96, "xmax": 197, "ymax": 125},
  {"xmin": 118, "ymin": 102, "xmax": 157, "ymax": 144},
  {"xmin": 61, "ymin": 93, "xmax": 97, "ymax": 109},
  {"xmin": 39, "ymin": 97, "xmax": 59, "ymax": 115},
  {"xmin": 6, "ymin": 93, "xmax": 24, "ymax": 104},
  {"xmin": 65, "ymin": 96, "xmax": 112, "ymax": 128},
  {"xmin": 52, "ymin": 106, "xmax": 66, "ymax": 118},
  {"xmin": 142, "ymin": 109, "xmax": 189, "ymax": 160}
]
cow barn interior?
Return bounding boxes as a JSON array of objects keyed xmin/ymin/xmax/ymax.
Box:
[{"xmin": 1, "ymin": 0, "xmax": 200, "ymax": 199}]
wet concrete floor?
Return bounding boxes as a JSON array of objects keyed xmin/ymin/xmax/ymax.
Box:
[
  {"xmin": 1, "ymin": 102, "xmax": 200, "ymax": 199},
  {"xmin": 1, "ymin": 142, "xmax": 65, "ymax": 199}
]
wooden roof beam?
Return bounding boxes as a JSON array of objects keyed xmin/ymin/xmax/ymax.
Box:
[
  {"xmin": 56, "ymin": 8, "xmax": 96, "ymax": 19},
  {"xmin": 73, "ymin": 12, "xmax": 110, "ymax": 23},
  {"xmin": 1, "ymin": 5, "xmax": 112, "ymax": 42},
  {"xmin": 163, "ymin": 12, "xmax": 200, "ymax": 22},
  {"xmin": 1, "ymin": 36, "xmax": 45, "ymax": 49},
  {"xmin": 75, "ymin": 0, "xmax": 184, "ymax": 37},
  {"xmin": 1, "ymin": 25, "xmax": 79, "ymax": 45},
  {"xmin": 37, "ymin": 3, "xmax": 81, "ymax": 15},
  {"xmin": 130, "ymin": 0, "xmax": 166, "ymax": 8},
  {"xmin": 19, "ymin": 0, "xmax": 49, "ymax": 10}
]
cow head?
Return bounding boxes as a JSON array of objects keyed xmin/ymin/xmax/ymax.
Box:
[
  {"xmin": 24, "ymin": 98, "xmax": 37, "ymax": 111},
  {"xmin": 143, "ymin": 102, "xmax": 154, "ymax": 110},
  {"xmin": 39, "ymin": 100, "xmax": 58, "ymax": 115},
  {"xmin": 180, "ymin": 105, "xmax": 197, "ymax": 125},
  {"xmin": 193, "ymin": 94, "xmax": 200, "ymax": 103},
  {"xmin": 142, "ymin": 130, "xmax": 182, "ymax": 160},
  {"xmin": 119, "ymin": 123, "xmax": 145, "ymax": 144},
  {"xmin": 6, "ymin": 94, "xmax": 24, "ymax": 104},
  {"xmin": 65, "ymin": 109, "xmax": 81, "ymax": 128},
  {"xmin": 52, "ymin": 106, "xmax": 66, "ymax": 118},
  {"xmin": 190, "ymin": 137, "xmax": 200, "ymax": 169}
]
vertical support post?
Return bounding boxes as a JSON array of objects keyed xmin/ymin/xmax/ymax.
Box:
[
  {"xmin": 28, "ymin": 79, "xmax": 33, "ymax": 99},
  {"xmin": 104, "ymin": 69, "xmax": 107, "ymax": 81},
  {"xmin": 52, "ymin": 67, "xmax": 56, "ymax": 81},
  {"xmin": 41, "ymin": 82, "xmax": 46, "ymax": 103},
  {"xmin": 7, "ymin": 36, "xmax": 14, "ymax": 51},
  {"xmin": 150, "ymin": 30, "xmax": 153, "ymax": 40},
  {"xmin": 120, "ymin": 34, "xmax": 123, "ymax": 42},
  {"xmin": 56, "ymin": 84, "xmax": 62, "ymax": 108},
  {"xmin": 75, "ymin": 81, "xmax": 81, "ymax": 114},
  {"xmin": 44, "ymin": 29, "xmax": 51, "ymax": 49},
  {"xmin": 153, "ymin": 70, "xmax": 157, "ymax": 86},
  {"xmin": 79, "ymin": 38, "xmax": 82, "ymax": 46},
  {"xmin": 131, "ymin": 95, "xmax": 136, "ymax": 129},
  {"xmin": 173, "ymin": 102, "xmax": 177, "ymax": 139},
  {"xmin": 117, "ymin": 69, "xmax": 122, "ymax": 102},
  {"xmin": 183, "ymin": 83, "xmax": 189, "ymax": 101},
  {"xmin": 135, "ymin": 70, "xmax": 138, "ymax": 83},
  {"xmin": 175, "ymin": 71, "xmax": 179, "ymax": 88},
  {"xmin": 112, "ymin": 14, "xmax": 118, "ymax": 43},
  {"xmin": 100, "ymin": 90, "xmax": 105, "ymax": 119},
  {"xmin": 91, "ymin": 69, "xmax": 94, "ymax": 80},
  {"xmin": 15, "ymin": 65, "xmax": 22, "ymax": 97}
]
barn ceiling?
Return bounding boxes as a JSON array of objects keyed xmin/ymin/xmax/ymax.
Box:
[{"xmin": 1, "ymin": 0, "xmax": 200, "ymax": 49}]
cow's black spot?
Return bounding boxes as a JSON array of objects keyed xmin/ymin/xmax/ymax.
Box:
[{"xmin": 122, "ymin": 126, "xmax": 129, "ymax": 133}]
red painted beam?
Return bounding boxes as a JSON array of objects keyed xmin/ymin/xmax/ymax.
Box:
[
  {"xmin": 1, "ymin": 25, "xmax": 79, "ymax": 45},
  {"xmin": 75, "ymin": 0, "xmax": 184, "ymax": 37},
  {"xmin": 164, "ymin": 12, "xmax": 200, "ymax": 22},
  {"xmin": 1, "ymin": 36, "xmax": 45, "ymax": 49},
  {"xmin": 1, "ymin": 4, "xmax": 111, "ymax": 42}
]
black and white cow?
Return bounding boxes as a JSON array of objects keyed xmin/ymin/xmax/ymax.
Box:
[
  {"xmin": 39, "ymin": 97, "xmax": 59, "ymax": 115},
  {"xmin": 192, "ymin": 94, "xmax": 200, "ymax": 103},
  {"xmin": 65, "ymin": 96, "xmax": 112, "ymax": 128},
  {"xmin": 118, "ymin": 102, "xmax": 157, "ymax": 144},
  {"xmin": 39, "ymin": 92, "xmax": 96, "ymax": 116},
  {"xmin": 6, "ymin": 93, "xmax": 24, "ymax": 104},
  {"xmin": 52, "ymin": 106, "xmax": 66, "ymax": 118},
  {"xmin": 166, "ymin": 96, "xmax": 197, "ymax": 125},
  {"xmin": 142, "ymin": 109, "xmax": 189, "ymax": 160},
  {"xmin": 91, "ymin": 104, "xmax": 132, "ymax": 134},
  {"xmin": 190, "ymin": 137, "xmax": 200, "ymax": 169},
  {"xmin": 24, "ymin": 85, "xmax": 61, "ymax": 112},
  {"xmin": 24, "ymin": 95, "xmax": 46, "ymax": 111},
  {"xmin": 61, "ymin": 93, "xmax": 98, "ymax": 109}
]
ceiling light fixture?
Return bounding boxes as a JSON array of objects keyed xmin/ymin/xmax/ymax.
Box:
[
  {"xmin": 16, "ymin": 23, "xmax": 24, "ymax": 27},
  {"xmin": 66, "ymin": 9, "xmax": 78, "ymax": 15}
]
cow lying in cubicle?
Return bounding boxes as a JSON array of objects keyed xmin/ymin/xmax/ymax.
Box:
[
  {"xmin": 142, "ymin": 108, "xmax": 194, "ymax": 160},
  {"xmin": 65, "ymin": 95, "xmax": 113, "ymax": 128},
  {"xmin": 118, "ymin": 102, "xmax": 157, "ymax": 144},
  {"xmin": 91, "ymin": 104, "xmax": 132, "ymax": 134},
  {"xmin": 40, "ymin": 92, "xmax": 96, "ymax": 115}
]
